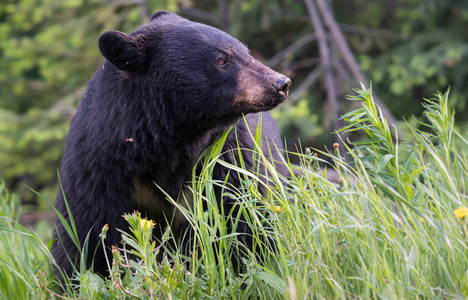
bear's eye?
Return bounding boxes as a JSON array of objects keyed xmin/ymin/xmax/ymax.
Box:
[{"xmin": 218, "ymin": 59, "xmax": 226, "ymax": 66}]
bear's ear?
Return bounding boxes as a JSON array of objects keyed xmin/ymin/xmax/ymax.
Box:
[
  {"xmin": 98, "ymin": 30, "xmax": 148, "ymax": 73},
  {"xmin": 150, "ymin": 10, "xmax": 178, "ymax": 22}
]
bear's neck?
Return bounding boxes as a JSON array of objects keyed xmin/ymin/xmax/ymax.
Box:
[{"xmin": 141, "ymin": 107, "xmax": 225, "ymax": 199}]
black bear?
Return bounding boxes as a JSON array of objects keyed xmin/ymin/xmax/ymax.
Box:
[{"xmin": 51, "ymin": 10, "xmax": 291, "ymax": 279}]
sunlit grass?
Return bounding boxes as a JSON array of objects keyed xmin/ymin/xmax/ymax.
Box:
[{"xmin": 0, "ymin": 86, "xmax": 467, "ymax": 299}]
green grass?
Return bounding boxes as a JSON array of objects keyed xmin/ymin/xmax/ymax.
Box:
[
  {"xmin": 0, "ymin": 181, "xmax": 53, "ymax": 299},
  {"xmin": 1, "ymin": 86, "xmax": 467, "ymax": 299}
]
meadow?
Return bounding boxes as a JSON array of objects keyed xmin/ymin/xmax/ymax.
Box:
[{"xmin": 1, "ymin": 86, "xmax": 467, "ymax": 299}]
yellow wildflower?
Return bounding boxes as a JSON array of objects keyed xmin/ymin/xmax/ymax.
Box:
[
  {"xmin": 454, "ymin": 207, "xmax": 468, "ymax": 219},
  {"xmin": 140, "ymin": 218, "xmax": 156, "ymax": 230},
  {"xmin": 419, "ymin": 217, "xmax": 424, "ymax": 223},
  {"xmin": 275, "ymin": 205, "xmax": 281, "ymax": 213}
]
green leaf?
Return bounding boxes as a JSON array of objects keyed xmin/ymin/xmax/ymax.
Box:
[
  {"xmin": 377, "ymin": 154, "xmax": 394, "ymax": 172},
  {"xmin": 254, "ymin": 271, "xmax": 288, "ymax": 294}
]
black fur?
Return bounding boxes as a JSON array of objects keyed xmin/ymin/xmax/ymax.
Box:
[{"xmin": 51, "ymin": 10, "xmax": 291, "ymax": 279}]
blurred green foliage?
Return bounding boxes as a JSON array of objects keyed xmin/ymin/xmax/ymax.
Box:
[
  {"xmin": 341, "ymin": 0, "xmax": 468, "ymax": 118},
  {"xmin": 0, "ymin": 0, "xmax": 467, "ymax": 207}
]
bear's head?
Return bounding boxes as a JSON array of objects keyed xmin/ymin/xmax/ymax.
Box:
[{"xmin": 98, "ymin": 11, "xmax": 291, "ymax": 130}]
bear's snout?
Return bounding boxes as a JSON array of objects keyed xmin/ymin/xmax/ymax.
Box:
[{"xmin": 272, "ymin": 76, "xmax": 292, "ymax": 98}]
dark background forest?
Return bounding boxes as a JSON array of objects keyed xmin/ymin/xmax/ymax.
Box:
[{"xmin": 1, "ymin": 0, "xmax": 467, "ymax": 212}]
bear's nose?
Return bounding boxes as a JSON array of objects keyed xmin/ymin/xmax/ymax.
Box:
[{"xmin": 273, "ymin": 76, "xmax": 292, "ymax": 95}]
